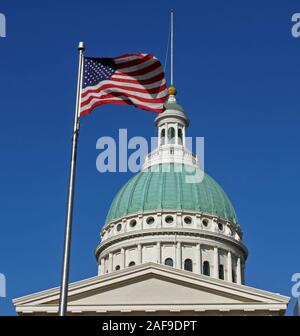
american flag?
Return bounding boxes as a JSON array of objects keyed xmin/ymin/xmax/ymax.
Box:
[{"xmin": 80, "ymin": 53, "xmax": 168, "ymax": 116}]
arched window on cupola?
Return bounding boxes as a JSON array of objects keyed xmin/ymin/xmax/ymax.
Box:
[
  {"xmin": 203, "ymin": 261, "xmax": 210, "ymax": 276},
  {"xmin": 219, "ymin": 264, "xmax": 224, "ymax": 280},
  {"xmin": 167, "ymin": 127, "xmax": 175, "ymax": 144},
  {"xmin": 160, "ymin": 129, "xmax": 166, "ymax": 146},
  {"xmin": 164, "ymin": 258, "xmax": 174, "ymax": 267},
  {"xmin": 184, "ymin": 258, "xmax": 193, "ymax": 271},
  {"xmin": 178, "ymin": 128, "xmax": 183, "ymax": 145}
]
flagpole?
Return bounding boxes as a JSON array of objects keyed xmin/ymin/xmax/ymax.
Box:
[{"xmin": 58, "ymin": 41, "xmax": 85, "ymax": 316}]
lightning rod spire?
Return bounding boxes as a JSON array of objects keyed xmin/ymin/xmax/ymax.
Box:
[
  {"xmin": 168, "ymin": 9, "xmax": 177, "ymax": 101},
  {"xmin": 170, "ymin": 9, "xmax": 174, "ymax": 86}
]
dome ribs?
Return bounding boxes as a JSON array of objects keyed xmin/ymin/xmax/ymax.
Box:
[{"xmin": 104, "ymin": 164, "xmax": 237, "ymax": 225}]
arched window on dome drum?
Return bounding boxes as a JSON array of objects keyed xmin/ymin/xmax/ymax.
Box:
[
  {"xmin": 160, "ymin": 129, "xmax": 166, "ymax": 146},
  {"xmin": 203, "ymin": 261, "xmax": 210, "ymax": 276},
  {"xmin": 184, "ymin": 258, "xmax": 193, "ymax": 272},
  {"xmin": 128, "ymin": 261, "xmax": 135, "ymax": 267},
  {"xmin": 165, "ymin": 258, "xmax": 174, "ymax": 267},
  {"xmin": 219, "ymin": 264, "xmax": 224, "ymax": 280},
  {"xmin": 178, "ymin": 128, "xmax": 183, "ymax": 145},
  {"xmin": 167, "ymin": 127, "xmax": 175, "ymax": 144}
]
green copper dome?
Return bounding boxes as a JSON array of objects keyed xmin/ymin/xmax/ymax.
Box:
[
  {"xmin": 105, "ymin": 163, "xmax": 238, "ymax": 225},
  {"xmin": 164, "ymin": 101, "xmax": 185, "ymax": 113}
]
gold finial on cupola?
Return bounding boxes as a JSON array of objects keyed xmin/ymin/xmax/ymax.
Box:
[{"xmin": 167, "ymin": 85, "xmax": 177, "ymax": 96}]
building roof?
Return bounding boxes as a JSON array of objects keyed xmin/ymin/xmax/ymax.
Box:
[
  {"xmin": 105, "ymin": 163, "xmax": 238, "ymax": 225},
  {"xmin": 13, "ymin": 262, "xmax": 290, "ymax": 316}
]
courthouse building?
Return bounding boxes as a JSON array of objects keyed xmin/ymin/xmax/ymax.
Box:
[{"xmin": 13, "ymin": 87, "xmax": 289, "ymax": 315}]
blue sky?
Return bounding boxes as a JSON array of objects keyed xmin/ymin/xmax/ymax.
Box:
[{"xmin": 0, "ymin": 0, "xmax": 300, "ymax": 315}]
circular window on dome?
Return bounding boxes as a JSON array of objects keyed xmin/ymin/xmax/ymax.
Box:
[
  {"xmin": 146, "ymin": 216, "xmax": 155, "ymax": 225},
  {"xmin": 184, "ymin": 216, "xmax": 192, "ymax": 224},
  {"xmin": 218, "ymin": 223, "xmax": 224, "ymax": 231},
  {"xmin": 115, "ymin": 265, "xmax": 120, "ymax": 271},
  {"xmin": 165, "ymin": 216, "xmax": 174, "ymax": 224},
  {"xmin": 129, "ymin": 219, "xmax": 137, "ymax": 228},
  {"xmin": 116, "ymin": 223, "xmax": 122, "ymax": 232},
  {"xmin": 128, "ymin": 261, "xmax": 135, "ymax": 267},
  {"xmin": 202, "ymin": 219, "xmax": 209, "ymax": 227}
]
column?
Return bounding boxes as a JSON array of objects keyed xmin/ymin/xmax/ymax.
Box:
[
  {"xmin": 237, "ymin": 257, "xmax": 242, "ymax": 284},
  {"xmin": 157, "ymin": 242, "xmax": 161, "ymax": 264},
  {"xmin": 100, "ymin": 258, "xmax": 105, "ymax": 275},
  {"xmin": 108, "ymin": 253, "xmax": 113, "ymax": 273},
  {"xmin": 176, "ymin": 242, "xmax": 182, "ymax": 269},
  {"xmin": 158, "ymin": 126, "xmax": 161, "ymax": 146},
  {"xmin": 195, "ymin": 243, "xmax": 201, "ymax": 274},
  {"xmin": 137, "ymin": 244, "xmax": 142, "ymax": 265},
  {"xmin": 166, "ymin": 123, "xmax": 169, "ymax": 144},
  {"xmin": 121, "ymin": 247, "xmax": 125, "ymax": 269},
  {"xmin": 227, "ymin": 251, "xmax": 233, "ymax": 282},
  {"xmin": 213, "ymin": 247, "xmax": 219, "ymax": 278}
]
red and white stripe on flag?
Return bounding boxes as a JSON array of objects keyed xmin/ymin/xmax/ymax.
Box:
[{"xmin": 80, "ymin": 53, "xmax": 168, "ymax": 116}]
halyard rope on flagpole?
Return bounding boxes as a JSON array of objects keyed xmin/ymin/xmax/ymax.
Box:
[
  {"xmin": 58, "ymin": 41, "xmax": 85, "ymax": 316},
  {"xmin": 164, "ymin": 13, "xmax": 171, "ymax": 77},
  {"xmin": 164, "ymin": 10, "xmax": 174, "ymax": 86}
]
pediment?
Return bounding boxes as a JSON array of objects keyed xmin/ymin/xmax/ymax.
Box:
[
  {"xmin": 13, "ymin": 263, "xmax": 289, "ymax": 315},
  {"xmin": 65, "ymin": 274, "xmax": 254, "ymax": 306}
]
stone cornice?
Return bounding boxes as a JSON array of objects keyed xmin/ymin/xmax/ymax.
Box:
[{"xmin": 95, "ymin": 228, "xmax": 248, "ymax": 260}]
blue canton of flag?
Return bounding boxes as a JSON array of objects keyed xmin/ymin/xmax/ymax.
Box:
[{"xmin": 83, "ymin": 58, "xmax": 116, "ymax": 89}]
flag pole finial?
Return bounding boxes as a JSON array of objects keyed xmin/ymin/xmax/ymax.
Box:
[{"xmin": 78, "ymin": 41, "xmax": 85, "ymax": 51}]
